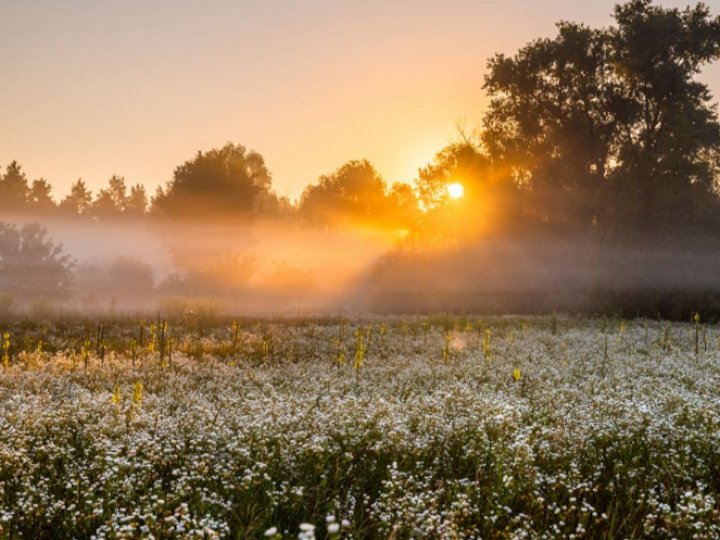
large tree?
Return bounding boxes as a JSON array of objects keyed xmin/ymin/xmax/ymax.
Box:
[
  {"xmin": 299, "ymin": 159, "xmax": 419, "ymax": 229},
  {"xmin": 483, "ymin": 0, "xmax": 720, "ymax": 234},
  {"xmin": 608, "ymin": 0, "xmax": 720, "ymax": 233},
  {"xmin": 152, "ymin": 143, "xmax": 276, "ymax": 220}
]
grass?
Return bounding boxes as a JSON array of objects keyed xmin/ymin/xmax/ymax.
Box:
[{"xmin": 0, "ymin": 315, "xmax": 718, "ymax": 538}]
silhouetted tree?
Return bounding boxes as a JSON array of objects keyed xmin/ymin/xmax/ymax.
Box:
[
  {"xmin": 108, "ymin": 176, "xmax": 128, "ymax": 208},
  {"xmin": 28, "ymin": 179, "xmax": 56, "ymax": 214},
  {"xmin": 126, "ymin": 184, "xmax": 149, "ymax": 216},
  {"xmin": 152, "ymin": 143, "xmax": 276, "ymax": 220},
  {"xmin": 91, "ymin": 192, "xmax": 116, "ymax": 217},
  {"xmin": 484, "ymin": 22, "xmax": 628, "ymax": 227},
  {"xmin": 0, "ymin": 161, "xmax": 29, "ymax": 213},
  {"xmin": 299, "ymin": 160, "xmax": 419, "ymax": 229},
  {"xmin": 483, "ymin": 0, "xmax": 720, "ymax": 234},
  {"xmin": 91, "ymin": 175, "xmax": 129, "ymax": 218},
  {"xmin": 0, "ymin": 222, "xmax": 74, "ymax": 303},
  {"xmin": 415, "ymin": 140, "xmax": 506, "ymax": 206},
  {"xmin": 60, "ymin": 179, "xmax": 93, "ymax": 216},
  {"xmin": 414, "ymin": 140, "xmax": 520, "ymax": 241},
  {"xmin": 606, "ymin": 0, "xmax": 720, "ymax": 234}
]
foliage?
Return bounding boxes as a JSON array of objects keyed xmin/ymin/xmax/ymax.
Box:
[
  {"xmin": 27, "ymin": 179, "xmax": 55, "ymax": 213},
  {"xmin": 126, "ymin": 183, "xmax": 149, "ymax": 215},
  {"xmin": 483, "ymin": 0, "xmax": 720, "ymax": 234},
  {"xmin": 152, "ymin": 142, "xmax": 278, "ymax": 220},
  {"xmin": 299, "ymin": 159, "xmax": 419, "ymax": 229},
  {"xmin": 0, "ymin": 222, "xmax": 75, "ymax": 303},
  {"xmin": 416, "ymin": 141, "xmax": 487, "ymax": 210},
  {"xmin": 59, "ymin": 179, "xmax": 94, "ymax": 216},
  {"xmin": 91, "ymin": 175, "xmax": 127, "ymax": 217},
  {"xmin": 0, "ymin": 161, "xmax": 30, "ymax": 213}
]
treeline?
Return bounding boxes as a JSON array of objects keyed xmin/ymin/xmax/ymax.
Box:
[
  {"xmin": 3, "ymin": 0, "xmax": 716, "ymax": 241},
  {"xmin": 0, "ymin": 148, "xmax": 421, "ymax": 231},
  {"xmin": 0, "ymin": 164, "xmax": 149, "ymax": 219}
]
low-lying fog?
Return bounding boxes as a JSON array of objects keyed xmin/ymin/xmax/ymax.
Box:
[{"xmin": 3, "ymin": 213, "xmax": 719, "ymax": 319}]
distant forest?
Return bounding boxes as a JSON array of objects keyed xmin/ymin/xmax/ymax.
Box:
[
  {"xmin": 0, "ymin": 149, "xmax": 421, "ymax": 230},
  {"xmin": 3, "ymin": 0, "xmax": 720, "ymax": 318}
]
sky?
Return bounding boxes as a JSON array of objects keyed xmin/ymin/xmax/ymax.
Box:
[{"xmin": 2, "ymin": 0, "xmax": 720, "ymax": 202}]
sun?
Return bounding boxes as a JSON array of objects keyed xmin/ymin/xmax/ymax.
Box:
[{"xmin": 447, "ymin": 182, "xmax": 464, "ymax": 199}]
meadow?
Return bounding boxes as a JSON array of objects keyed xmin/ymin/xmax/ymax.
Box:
[{"xmin": 0, "ymin": 314, "xmax": 718, "ymax": 539}]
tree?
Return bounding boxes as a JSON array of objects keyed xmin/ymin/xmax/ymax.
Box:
[
  {"xmin": 152, "ymin": 142, "xmax": 276, "ymax": 220},
  {"xmin": 107, "ymin": 175, "xmax": 129, "ymax": 209},
  {"xmin": 299, "ymin": 159, "xmax": 419, "ymax": 229},
  {"xmin": 60, "ymin": 179, "xmax": 93, "ymax": 216},
  {"xmin": 28, "ymin": 179, "xmax": 56, "ymax": 214},
  {"xmin": 482, "ymin": 0, "xmax": 720, "ymax": 234},
  {"xmin": 0, "ymin": 161, "xmax": 29, "ymax": 213},
  {"xmin": 414, "ymin": 139, "xmax": 520, "ymax": 241},
  {"xmin": 607, "ymin": 0, "xmax": 720, "ymax": 233},
  {"xmin": 0, "ymin": 222, "xmax": 75, "ymax": 303},
  {"xmin": 415, "ymin": 140, "xmax": 500, "ymax": 208},
  {"xmin": 126, "ymin": 184, "xmax": 149, "ymax": 216},
  {"xmin": 91, "ymin": 175, "xmax": 129, "ymax": 218},
  {"xmin": 91, "ymin": 189, "xmax": 117, "ymax": 217},
  {"xmin": 484, "ymin": 23, "xmax": 624, "ymax": 227}
]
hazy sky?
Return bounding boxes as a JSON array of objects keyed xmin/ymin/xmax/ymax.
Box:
[{"xmin": 2, "ymin": 0, "xmax": 720, "ymax": 201}]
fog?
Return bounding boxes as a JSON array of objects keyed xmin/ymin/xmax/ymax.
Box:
[
  {"xmin": 3, "ymin": 212, "xmax": 718, "ymax": 320},
  {"xmin": 1, "ymin": 216, "xmax": 410, "ymax": 315}
]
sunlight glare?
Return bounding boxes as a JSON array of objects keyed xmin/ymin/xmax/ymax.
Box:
[{"xmin": 447, "ymin": 182, "xmax": 464, "ymax": 199}]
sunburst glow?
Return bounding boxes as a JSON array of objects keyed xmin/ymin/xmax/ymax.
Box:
[{"xmin": 447, "ymin": 182, "xmax": 464, "ymax": 199}]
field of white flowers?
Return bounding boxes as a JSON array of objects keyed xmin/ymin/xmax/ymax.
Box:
[{"xmin": 0, "ymin": 315, "xmax": 719, "ymax": 539}]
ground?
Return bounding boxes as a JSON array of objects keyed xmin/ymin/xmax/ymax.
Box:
[{"xmin": 0, "ymin": 315, "xmax": 718, "ymax": 539}]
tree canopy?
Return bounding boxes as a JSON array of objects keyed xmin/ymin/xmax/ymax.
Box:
[
  {"xmin": 152, "ymin": 143, "xmax": 278, "ymax": 221},
  {"xmin": 0, "ymin": 162, "xmax": 30, "ymax": 214},
  {"xmin": 299, "ymin": 159, "xmax": 419, "ymax": 229},
  {"xmin": 59, "ymin": 180, "xmax": 93, "ymax": 216},
  {"xmin": 483, "ymin": 0, "xmax": 720, "ymax": 235},
  {"xmin": 0, "ymin": 223, "xmax": 75, "ymax": 303}
]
